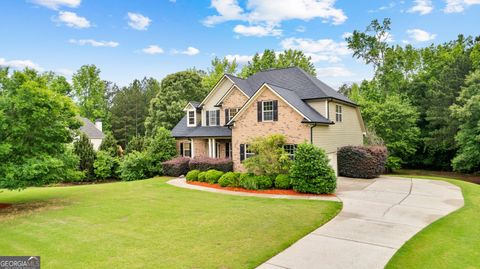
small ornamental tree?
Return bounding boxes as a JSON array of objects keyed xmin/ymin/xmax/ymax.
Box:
[
  {"xmin": 99, "ymin": 132, "xmax": 119, "ymax": 157},
  {"xmin": 125, "ymin": 135, "xmax": 147, "ymax": 154},
  {"xmin": 74, "ymin": 133, "xmax": 96, "ymax": 178},
  {"xmin": 243, "ymin": 134, "xmax": 291, "ymax": 175},
  {"xmin": 290, "ymin": 143, "xmax": 336, "ymax": 194},
  {"xmin": 147, "ymin": 127, "xmax": 177, "ymax": 168}
]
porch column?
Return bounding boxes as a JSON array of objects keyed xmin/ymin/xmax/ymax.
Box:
[
  {"xmin": 212, "ymin": 138, "xmax": 216, "ymax": 158},
  {"xmin": 207, "ymin": 138, "xmax": 212, "ymax": 157},
  {"xmin": 190, "ymin": 139, "xmax": 195, "ymax": 158}
]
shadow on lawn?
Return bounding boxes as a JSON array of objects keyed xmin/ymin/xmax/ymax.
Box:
[{"xmin": 0, "ymin": 199, "xmax": 68, "ymax": 220}]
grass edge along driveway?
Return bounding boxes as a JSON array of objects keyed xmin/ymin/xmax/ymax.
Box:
[
  {"xmin": 386, "ymin": 175, "xmax": 479, "ymax": 269},
  {"xmin": 0, "ymin": 177, "xmax": 341, "ymax": 269}
]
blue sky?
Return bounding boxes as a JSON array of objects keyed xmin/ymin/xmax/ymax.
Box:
[{"xmin": 0, "ymin": 0, "xmax": 479, "ymax": 88}]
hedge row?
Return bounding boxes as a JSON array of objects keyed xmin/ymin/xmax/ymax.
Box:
[
  {"xmin": 338, "ymin": 146, "xmax": 387, "ymax": 179},
  {"xmin": 162, "ymin": 156, "xmax": 233, "ymax": 176}
]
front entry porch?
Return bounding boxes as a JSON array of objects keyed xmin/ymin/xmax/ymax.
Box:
[{"xmin": 176, "ymin": 137, "xmax": 232, "ymax": 159}]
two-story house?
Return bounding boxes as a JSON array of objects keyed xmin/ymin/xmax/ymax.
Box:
[{"xmin": 172, "ymin": 67, "xmax": 366, "ymax": 173}]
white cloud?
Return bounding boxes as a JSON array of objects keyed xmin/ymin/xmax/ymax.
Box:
[
  {"xmin": 378, "ymin": 31, "xmax": 395, "ymax": 43},
  {"xmin": 341, "ymin": 32, "xmax": 352, "ymax": 39},
  {"xmin": 316, "ymin": 66, "xmax": 354, "ymax": 77},
  {"xmin": 233, "ymin": 24, "xmax": 281, "ymax": 37},
  {"xmin": 203, "ymin": 0, "xmax": 347, "ymax": 36},
  {"xmin": 31, "ymin": 0, "xmax": 80, "ymax": 10},
  {"xmin": 408, "ymin": 0, "xmax": 434, "ymax": 14},
  {"xmin": 173, "ymin": 46, "xmax": 200, "ymax": 56},
  {"xmin": 444, "ymin": 0, "xmax": 480, "ymax": 13},
  {"xmin": 0, "ymin": 57, "xmax": 42, "ymax": 70},
  {"xmin": 142, "ymin": 45, "xmax": 164, "ymax": 55},
  {"xmin": 69, "ymin": 39, "xmax": 119, "ymax": 47},
  {"xmin": 56, "ymin": 68, "xmax": 74, "ymax": 76},
  {"xmin": 295, "ymin": 26, "xmax": 306, "ymax": 32},
  {"xmin": 406, "ymin": 28, "xmax": 436, "ymax": 42},
  {"xmin": 225, "ymin": 54, "xmax": 253, "ymax": 64},
  {"xmin": 368, "ymin": 2, "xmax": 396, "ymax": 13},
  {"xmin": 280, "ymin": 37, "xmax": 351, "ymax": 63},
  {"xmin": 127, "ymin": 12, "xmax": 151, "ymax": 30},
  {"xmin": 55, "ymin": 11, "xmax": 91, "ymax": 28}
]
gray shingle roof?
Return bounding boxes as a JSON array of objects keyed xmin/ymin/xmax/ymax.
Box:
[
  {"xmin": 189, "ymin": 101, "xmax": 201, "ymax": 108},
  {"xmin": 267, "ymin": 84, "xmax": 331, "ymax": 124},
  {"xmin": 78, "ymin": 117, "xmax": 104, "ymax": 139},
  {"xmin": 224, "ymin": 74, "xmax": 256, "ymax": 96},
  {"xmin": 172, "ymin": 116, "xmax": 232, "ymax": 138}
]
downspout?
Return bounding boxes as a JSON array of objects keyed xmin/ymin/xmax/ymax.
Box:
[{"xmin": 310, "ymin": 123, "xmax": 317, "ymax": 144}]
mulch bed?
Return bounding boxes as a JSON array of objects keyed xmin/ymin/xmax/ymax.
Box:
[
  {"xmin": 0, "ymin": 203, "xmax": 12, "ymax": 210},
  {"xmin": 187, "ymin": 181, "xmax": 336, "ymax": 197}
]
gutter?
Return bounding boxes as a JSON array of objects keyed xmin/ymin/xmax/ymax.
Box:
[{"xmin": 310, "ymin": 123, "xmax": 317, "ymax": 144}]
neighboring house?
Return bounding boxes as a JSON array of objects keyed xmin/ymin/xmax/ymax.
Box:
[
  {"xmin": 78, "ymin": 117, "xmax": 105, "ymax": 150},
  {"xmin": 172, "ymin": 67, "xmax": 366, "ymax": 173}
]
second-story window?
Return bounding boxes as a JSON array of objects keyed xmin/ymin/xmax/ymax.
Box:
[
  {"xmin": 207, "ymin": 110, "xmax": 219, "ymax": 126},
  {"xmin": 225, "ymin": 108, "xmax": 240, "ymax": 123},
  {"xmin": 262, "ymin": 101, "xmax": 274, "ymax": 121},
  {"xmin": 187, "ymin": 110, "xmax": 196, "ymax": 126},
  {"xmin": 335, "ymin": 105, "xmax": 343, "ymax": 122}
]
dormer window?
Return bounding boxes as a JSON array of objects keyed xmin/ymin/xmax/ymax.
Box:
[{"xmin": 187, "ymin": 110, "xmax": 196, "ymax": 127}]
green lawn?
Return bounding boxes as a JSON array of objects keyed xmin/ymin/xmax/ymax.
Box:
[
  {"xmin": 0, "ymin": 177, "xmax": 341, "ymax": 269},
  {"xmin": 386, "ymin": 175, "xmax": 480, "ymax": 269}
]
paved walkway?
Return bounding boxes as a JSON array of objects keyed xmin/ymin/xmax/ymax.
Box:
[{"xmin": 258, "ymin": 176, "xmax": 464, "ymax": 269}]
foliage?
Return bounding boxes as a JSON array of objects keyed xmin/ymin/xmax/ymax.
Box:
[
  {"xmin": 118, "ymin": 151, "xmax": 155, "ymax": 181},
  {"xmin": 242, "ymin": 134, "xmax": 292, "ymax": 175},
  {"xmin": 338, "ymin": 146, "xmax": 388, "ymax": 178},
  {"xmin": 205, "ymin": 169, "xmax": 225, "ymax": 184},
  {"xmin": 73, "ymin": 133, "xmax": 96, "ymax": 179},
  {"xmin": 239, "ymin": 173, "xmax": 257, "ymax": 190},
  {"xmin": 146, "ymin": 127, "xmax": 177, "ymax": 174},
  {"xmin": 254, "ymin": 175, "xmax": 274, "ymax": 189},
  {"xmin": 145, "ymin": 70, "xmax": 207, "ymax": 134},
  {"xmin": 202, "ymin": 57, "xmax": 238, "ymax": 90},
  {"xmin": 241, "ymin": 49, "xmax": 316, "ymax": 78},
  {"xmin": 188, "ymin": 156, "xmax": 233, "ymax": 172},
  {"xmin": 197, "ymin": 171, "xmax": 207, "ymax": 182},
  {"xmin": 218, "ymin": 172, "xmax": 241, "ymax": 187},
  {"xmin": 94, "ymin": 150, "xmax": 120, "ymax": 179},
  {"xmin": 363, "ymin": 127, "xmax": 385, "ymax": 146},
  {"xmin": 72, "ymin": 65, "xmax": 108, "ymax": 126},
  {"xmin": 275, "ymin": 174, "xmax": 291, "ymax": 189},
  {"xmin": 186, "ymin": 170, "xmax": 201, "ymax": 181},
  {"xmin": 110, "ymin": 78, "xmax": 158, "ymax": 147},
  {"xmin": 99, "ymin": 132, "xmax": 119, "ymax": 157},
  {"xmin": 125, "ymin": 135, "xmax": 148, "ymax": 154},
  {"xmin": 450, "ymin": 70, "xmax": 480, "ymax": 172},
  {"xmin": 162, "ymin": 157, "xmax": 190, "ymax": 177},
  {"xmin": 290, "ymin": 143, "xmax": 337, "ymax": 194},
  {"xmin": 0, "ymin": 69, "xmax": 82, "ymax": 189}
]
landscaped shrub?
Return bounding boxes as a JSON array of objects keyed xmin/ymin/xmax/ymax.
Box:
[
  {"xmin": 239, "ymin": 173, "xmax": 257, "ymax": 190},
  {"xmin": 73, "ymin": 133, "xmax": 96, "ymax": 179},
  {"xmin": 275, "ymin": 174, "xmax": 291, "ymax": 189},
  {"xmin": 338, "ymin": 146, "xmax": 388, "ymax": 178},
  {"xmin": 218, "ymin": 172, "xmax": 241, "ymax": 187},
  {"xmin": 290, "ymin": 143, "xmax": 337, "ymax": 194},
  {"xmin": 162, "ymin": 157, "xmax": 190, "ymax": 177},
  {"xmin": 255, "ymin": 175, "xmax": 274, "ymax": 189},
  {"xmin": 205, "ymin": 169, "xmax": 224, "ymax": 184},
  {"xmin": 188, "ymin": 156, "xmax": 233, "ymax": 172},
  {"xmin": 198, "ymin": 171, "xmax": 207, "ymax": 182},
  {"xmin": 147, "ymin": 127, "xmax": 177, "ymax": 171},
  {"xmin": 94, "ymin": 151, "xmax": 120, "ymax": 179},
  {"xmin": 243, "ymin": 134, "xmax": 292, "ymax": 175},
  {"xmin": 186, "ymin": 170, "xmax": 201, "ymax": 181},
  {"xmin": 118, "ymin": 151, "xmax": 155, "ymax": 181}
]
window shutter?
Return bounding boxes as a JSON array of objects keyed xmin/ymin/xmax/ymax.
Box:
[
  {"xmin": 273, "ymin": 100, "xmax": 278, "ymax": 121},
  {"xmin": 180, "ymin": 143, "xmax": 184, "ymax": 157},
  {"xmin": 257, "ymin": 101, "xmax": 262, "ymax": 122},
  {"xmin": 216, "ymin": 110, "xmax": 220, "ymax": 125},
  {"xmin": 225, "ymin": 142, "xmax": 230, "ymax": 158},
  {"xmin": 205, "ymin": 111, "xmax": 209, "ymax": 126},
  {"xmin": 225, "ymin": 109, "xmax": 229, "ymax": 125},
  {"xmin": 240, "ymin": 144, "xmax": 245, "ymax": 161}
]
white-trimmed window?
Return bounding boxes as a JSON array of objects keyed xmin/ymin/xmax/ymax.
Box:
[
  {"xmin": 262, "ymin": 101, "xmax": 274, "ymax": 121},
  {"xmin": 245, "ymin": 144, "xmax": 255, "ymax": 159},
  {"xmin": 226, "ymin": 108, "xmax": 240, "ymax": 122},
  {"xmin": 335, "ymin": 105, "xmax": 343, "ymax": 122},
  {"xmin": 181, "ymin": 142, "xmax": 191, "ymax": 157},
  {"xmin": 187, "ymin": 110, "xmax": 196, "ymax": 127},
  {"xmin": 283, "ymin": 144, "xmax": 297, "ymax": 160}
]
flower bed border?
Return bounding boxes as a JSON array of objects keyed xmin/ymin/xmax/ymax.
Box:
[{"xmin": 186, "ymin": 180, "xmax": 336, "ymax": 197}]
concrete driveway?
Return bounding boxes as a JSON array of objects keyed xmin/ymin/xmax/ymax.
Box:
[{"xmin": 258, "ymin": 176, "xmax": 464, "ymax": 269}]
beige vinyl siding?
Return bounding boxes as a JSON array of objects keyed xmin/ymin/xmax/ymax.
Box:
[
  {"xmin": 312, "ymin": 101, "xmax": 363, "ymax": 153},
  {"xmin": 306, "ymin": 100, "xmax": 328, "ymax": 118},
  {"xmin": 201, "ymin": 78, "xmax": 233, "ymax": 126}
]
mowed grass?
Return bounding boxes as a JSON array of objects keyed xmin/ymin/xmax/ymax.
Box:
[
  {"xmin": 387, "ymin": 175, "xmax": 480, "ymax": 269},
  {"xmin": 0, "ymin": 177, "xmax": 341, "ymax": 269}
]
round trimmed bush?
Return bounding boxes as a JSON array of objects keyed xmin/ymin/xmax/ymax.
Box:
[
  {"xmin": 186, "ymin": 170, "xmax": 201, "ymax": 181},
  {"xmin": 198, "ymin": 171, "xmax": 207, "ymax": 182},
  {"xmin": 290, "ymin": 143, "xmax": 337, "ymax": 194},
  {"xmin": 218, "ymin": 172, "xmax": 240, "ymax": 187},
  {"xmin": 275, "ymin": 174, "xmax": 291, "ymax": 189},
  {"xmin": 255, "ymin": 175, "xmax": 274, "ymax": 189},
  {"xmin": 205, "ymin": 169, "xmax": 224, "ymax": 184}
]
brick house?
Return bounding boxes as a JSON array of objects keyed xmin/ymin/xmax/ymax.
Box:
[{"xmin": 171, "ymin": 67, "xmax": 366, "ymax": 173}]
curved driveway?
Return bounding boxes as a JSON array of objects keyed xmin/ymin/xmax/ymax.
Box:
[{"xmin": 258, "ymin": 176, "xmax": 464, "ymax": 269}]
